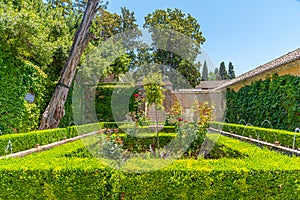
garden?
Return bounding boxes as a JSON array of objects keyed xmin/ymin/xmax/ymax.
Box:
[
  {"xmin": 0, "ymin": 122, "xmax": 300, "ymax": 199},
  {"xmin": 0, "ymin": 76, "xmax": 300, "ymax": 199},
  {"xmin": 0, "ymin": 0, "xmax": 300, "ymax": 199}
]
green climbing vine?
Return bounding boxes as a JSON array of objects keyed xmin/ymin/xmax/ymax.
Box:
[
  {"xmin": 225, "ymin": 74, "xmax": 300, "ymax": 131},
  {"xmin": 0, "ymin": 52, "xmax": 51, "ymax": 133}
]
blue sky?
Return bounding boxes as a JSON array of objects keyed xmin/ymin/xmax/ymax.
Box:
[{"xmin": 107, "ymin": 0, "xmax": 300, "ymax": 76}]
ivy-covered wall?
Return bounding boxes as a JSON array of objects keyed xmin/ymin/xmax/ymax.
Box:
[
  {"xmin": 60, "ymin": 83, "xmax": 137, "ymax": 127},
  {"xmin": 225, "ymin": 74, "xmax": 300, "ymax": 131},
  {"xmin": 0, "ymin": 53, "xmax": 50, "ymax": 133}
]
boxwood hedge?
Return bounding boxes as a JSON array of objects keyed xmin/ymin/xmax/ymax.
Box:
[
  {"xmin": 211, "ymin": 122, "xmax": 300, "ymax": 149},
  {"xmin": 0, "ymin": 123, "xmax": 101, "ymax": 156},
  {"xmin": 0, "ymin": 122, "xmax": 175, "ymax": 156},
  {"xmin": 0, "ymin": 135, "xmax": 299, "ymax": 199}
]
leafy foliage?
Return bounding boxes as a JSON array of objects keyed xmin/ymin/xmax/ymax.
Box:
[
  {"xmin": 0, "ymin": 122, "xmax": 100, "ymax": 156},
  {"xmin": 143, "ymin": 8, "xmax": 205, "ymax": 88},
  {"xmin": 211, "ymin": 122, "xmax": 300, "ymax": 148},
  {"xmin": 0, "ymin": 135, "xmax": 300, "ymax": 199},
  {"xmin": 0, "ymin": 53, "xmax": 49, "ymax": 133},
  {"xmin": 208, "ymin": 71, "xmax": 217, "ymax": 81},
  {"xmin": 95, "ymin": 83, "xmax": 137, "ymax": 122},
  {"xmin": 0, "ymin": 1, "xmax": 72, "ymax": 67},
  {"xmin": 225, "ymin": 74, "xmax": 300, "ymax": 131},
  {"xmin": 143, "ymin": 72, "xmax": 165, "ymax": 108}
]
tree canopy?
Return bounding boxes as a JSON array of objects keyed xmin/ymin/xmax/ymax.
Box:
[
  {"xmin": 0, "ymin": 1, "xmax": 210, "ymax": 131},
  {"xmin": 143, "ymin": 8, "xmax": 206, "ymax": 88}
]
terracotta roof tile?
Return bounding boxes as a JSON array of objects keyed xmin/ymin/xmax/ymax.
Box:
[{"xmin": 214, "ymin": 48, "xmax": 300, "ymax": 90}]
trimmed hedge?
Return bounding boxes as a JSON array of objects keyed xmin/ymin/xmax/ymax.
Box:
[
  {"xmin": 103, "ymin": 122, "xmax": 176, "ymax": 133},
  {"xmin": 211, "ymin": 122, "xmax": 300, "ymax": 148},
  {"xmin": 65, "ymin": 135, "xmax": 246, "ymax": 160},
  {"xmin": 0, "ymin": 136, "xmax": 300, "ymax": 199},
  {"xmin": 0, "ymin": 123, "xmax": 101, "ymax": 156},
  {"xmin": 0, "ymin": 122, "xmax": 175, "ymax": 156}
]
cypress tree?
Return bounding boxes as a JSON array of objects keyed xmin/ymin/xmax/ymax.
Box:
[
  {"xmin": 202, "ymin": 60, "xmax": 208, "ymax": 81},
  {"xmin": 219, "ymin": 61, "xmax": 228, "ymax": 80},
  {"xmin": 228, "ymin": 62, "xmax": 236, "ymax": 79}
]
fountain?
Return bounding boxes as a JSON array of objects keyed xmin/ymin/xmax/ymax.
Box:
[
  {"xmin": 222, "ymin": 118, "xmax": 230, "ymax": 123},
  {"xmin": 293, "ymin": 128, "xmax": 300, "ymax": 149},
  {"xmin": 219, "ymin": 117, "xmax": 230, "ymax": 132},
  {"xmin": 260, "ymin": 119, "xmax": 277, "ymax": 143},
  {"xmin": 242, "ymin": 123, "xmax": 251, "ymax": 136},
  {"xmin": 238, "ymin": 119, "xmax": 247, "ymax": 125},
  {"xmin": 5, "ymin": 140, "xmax": 12, "ymax": 154},
  {"xmin": 261, "ymin": 120, "xmax": 273, "ymax": 129},
  {"xmin": 240, "ymin": 123, "xmax": 260, "ymax": 139}
]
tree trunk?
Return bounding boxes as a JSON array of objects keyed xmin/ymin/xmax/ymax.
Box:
[
  {"xmin": 155, "ymin": 104, "xmax": 160, "ymax": 152},
  {"xmin": 39, "ymin": 0, "xmax": 100, "ymax": 130}
]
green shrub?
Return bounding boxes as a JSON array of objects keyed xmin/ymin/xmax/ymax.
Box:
[
  {"xmin": 102, "ymin": 122, "xmax": 176, "ymax": 133},
  {"xmin": 211, "ymin": 122, "xmax": 300, "ymax": 148},
  {"xmin": 0, "ymin": 136, "xmax": 300, "ymax": 199},
  {"xmin": 0, "ymin": 123, "xmax": 101, "ymax": 156}
]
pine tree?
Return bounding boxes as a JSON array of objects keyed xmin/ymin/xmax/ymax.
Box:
[
  {"xmin": 202, "ymin": 60, "xmax": 208, "ymax": 81},
  {"xmin": 219, "ymin": 61, "xmax": 228, "ymax": 80},
  {"xmin": 228, "ymin": 62, "xmax": 236, "ymax": 79}
]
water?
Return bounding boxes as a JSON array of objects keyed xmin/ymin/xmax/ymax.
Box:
[
  {"xmin": 260, "ymin": 119, "xmax": 277, "ymax": 142},
  {"xmin": 238, "ymin": 119, "xmax": 247, "ymax": 125},
  {"xmin": 241, "ymin": 123, "xmax": 259, "ymax": 139},
  {"xmin": 261, "ymin": 120, "xmax": 273, "ymax": 129},
  {"xmin": 222, "ymin": 118, "xmax": 230, "ymax": 123},
  {"xmin": 293, "ymin": 128, "xmax": 300, "ymax": 149},
  {"xmin": 5, "ymin": 140, "xmax": 12, "ymax": 154},
  {"xmin": 69, "ymin": 121, "xmax": 75, "ymax": 127}
]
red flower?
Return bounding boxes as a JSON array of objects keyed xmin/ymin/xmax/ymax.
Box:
[
  {"xmin": 178, "ymin": 117, "xmax": 183, "ymax": 121},
  {"xmin": 134, "ymin": 93, "xmax": 139, "ymax": 98}
]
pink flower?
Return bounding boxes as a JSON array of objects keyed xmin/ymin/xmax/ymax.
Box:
[
  {"xmin": 178, "ymin": 117, "xmax": 183, "ymax": 121},
  {"xmin": 134, "ymin": 94, "xmax": 139, "ymax": 98}
]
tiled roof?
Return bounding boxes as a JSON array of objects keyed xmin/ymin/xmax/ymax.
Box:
[
  {"xmin": 196, "ymin": 80, "xmax": 229, "ymax": 89},
  {"xmin": 214, "ymin": 48, "xmax": 300, "ymax": 90}
]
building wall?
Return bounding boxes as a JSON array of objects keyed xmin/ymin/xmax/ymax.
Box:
[
  {"xmin": 172, "ymin": 91, "xmax": 226, "ymax": 121},
  {"xmin": 229, "ymin": 60, "xmax": 300, "ymax": 92}
]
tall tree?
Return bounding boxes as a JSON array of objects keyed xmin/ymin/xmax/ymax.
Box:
[
  {"xmin": 39, "ymin": 0, "xmax": 103, "ymax": 129},
  {"xmin": 143, "ymin": 8, "xmax": 205, "ymax": 88},
  {"xmin": 0, "ymin": 0, "xmax": 70, "ymax": 67},
  {"xmin": 88, "ymin": 7, "xmax": 139, "ymax": 80},
  {"xmin": 202, "ymin": 60, "xmax": 208, "ymax": 81},
  {"xmin": 228, "ymin": 62, "xmax": 236, "ymax": 79},
  {"xmin": 214, "ymin": 67, "xmax": 221, "ymax": 80},
  {"xmin": 219, "ymin": 61, "xmax": 228, "ymax": 80}
]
